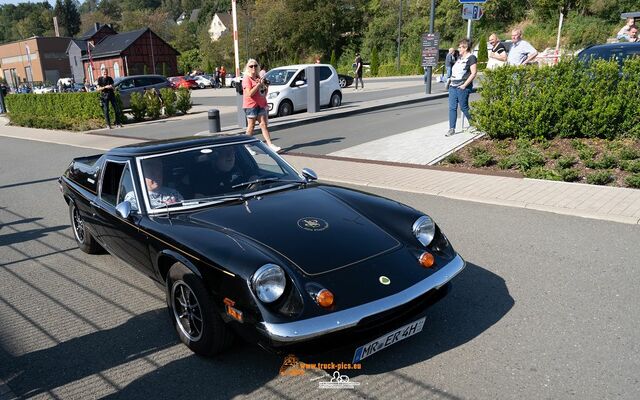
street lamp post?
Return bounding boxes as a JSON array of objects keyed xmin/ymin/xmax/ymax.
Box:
[{"xmin": 425, "ymin": 0, "xmax": 436, "ymax": 94}]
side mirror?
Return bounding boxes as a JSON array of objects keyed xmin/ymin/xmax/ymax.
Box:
[
  {"xmin": 116, "ymin": 201, "xmax": 132, "ymax": 219},
  {"xmin": 301, "ymin": 168, "xmax": 318, "ymax": 181},
  {"xmin": 294, "ymin": 80, "xmax": 306, "ymax": 87}
]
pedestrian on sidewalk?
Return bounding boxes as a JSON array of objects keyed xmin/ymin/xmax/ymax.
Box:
[
  {"xmin": 487, "ymin": 33, "xmax": 507, "ymax": 69},
  {"xmin": 354, "ymin": 52, "xmax": 364, "ymax": 91},
  {"xmin": 507, "ymin": 28, "xmax": 538, "ymax": 66},
  {"xmin": 220, "ymin": 65, "xmax": 226, "ymax": 87},
  {"xmin": 446, "ymin": 38, "xmax": 477, "ymax": 137},
  {"xmin": 242, "ymin": 59, "xmax": 280, "ymax": 152},
  {"xmin": 96, "ymin": 68, "xmax": 122, "ymax": 129}
]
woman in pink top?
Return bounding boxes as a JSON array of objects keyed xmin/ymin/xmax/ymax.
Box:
[{"xmin": 242, "ymin": 59, "xmax": 280, "ymax": 152}]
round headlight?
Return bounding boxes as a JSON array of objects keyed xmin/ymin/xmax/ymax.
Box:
[
  {"xmin": 252, "ymin": 264, "xmax": 286, "ymax": 303},
  {"xmin": 412, "ymin": 215, "xmax": 436, "ymax": 247}
]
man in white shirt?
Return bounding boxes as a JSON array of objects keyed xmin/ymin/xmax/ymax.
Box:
[{"xmin": 507, "ymin": 28, "xmax": 538, "ymax": 66}]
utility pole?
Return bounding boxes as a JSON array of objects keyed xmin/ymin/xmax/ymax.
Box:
[
  {"xmin": 425, "ymin": 0, "xmax": 435, "ymax": 94},
  {"xmin": 396, "ymin": 0, "xmax": 403, "ymax": 71}
]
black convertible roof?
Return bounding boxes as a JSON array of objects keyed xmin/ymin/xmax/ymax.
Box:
[{"xmin": 109, "ymin": 134, "xmax": 257, "ymax": 157}]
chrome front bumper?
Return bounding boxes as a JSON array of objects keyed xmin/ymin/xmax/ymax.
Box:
[{"xmin": 260, "ymin": 254, "xmax": 466, "ymax": 343}]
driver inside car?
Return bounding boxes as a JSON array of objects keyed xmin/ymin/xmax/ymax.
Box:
[{"xmin": 125, "ymin": 158, "xmax": 183, "ymax": 209}]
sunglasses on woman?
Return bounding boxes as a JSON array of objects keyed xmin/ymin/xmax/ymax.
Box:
[{"xmin": 249, "ymin": 65, "xmax": 258, "ymax": 68}]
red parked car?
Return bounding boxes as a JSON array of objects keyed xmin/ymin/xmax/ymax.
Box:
[{"xmin": 168, "ymin": 76, "xmax": 198, "ymax": 89}]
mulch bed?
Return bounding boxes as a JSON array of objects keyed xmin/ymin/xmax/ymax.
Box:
[{"xmin": 437, "ymin": 136, "xmax": 640, "ymax": 189}]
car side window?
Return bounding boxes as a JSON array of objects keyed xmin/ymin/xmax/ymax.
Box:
[
  {"xmin": 116, "ymin": 165, "xmax": 139, "ymax": 211},
  {"xmin": 135, "ymin": 77, "xmax": 153, "ymax": 87},
  {"xmin": 150, "ymin": 77, "xmax": 164, "ymax": 85},
  {"xmin": 101, "ymin": 161, "xmax": 126, "ymax": 206},
  {"xmin": 119, "ymin": 79, "xmax": 134, "ymax": 90},
  {"xmin": 319, "ymin": 66, "xmax": 332, "ymax": 81}
]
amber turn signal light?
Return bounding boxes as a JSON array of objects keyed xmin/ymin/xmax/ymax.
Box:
[
  {"xmin": 419, "ymin": 252, "xmax": 435, "ymax": 268},
  {"xmin": 316, "ymin": 289, "xmax": 334, "ymax": 308}
]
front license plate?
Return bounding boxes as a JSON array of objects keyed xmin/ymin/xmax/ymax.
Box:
[{"xmin": 352, "ymin": 317, "xmax": 426, "ymax": 363}]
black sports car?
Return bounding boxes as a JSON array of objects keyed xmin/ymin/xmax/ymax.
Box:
[{"xmin": 59, "ymin": 135, "xmax": 465, "ymax": 361}]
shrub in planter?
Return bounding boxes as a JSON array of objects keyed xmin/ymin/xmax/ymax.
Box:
[
  {"xmin": 160, "ymin": 88, "xmax": 177, "ymax": 116},
  {"xmin": 497, "ymin": 157, "xmax": 516, "ymax": 169},
  {"xmin": 144, "ymin": 89, "xmax": 162, "ymax": 119},
  {"xmin": 557, "ymin": 168, "xmax": 581, "ymax": 182},
  {"xmin": 472, "ymin": 152, "xmax": 495, "ymax": 167},
  {"xmin": 525, "ymin": 167, "xmax": 562, "ymax": 181},
  {"xmin": 445, "ymin": 153, "xmax": 463, "ymax": 164},
  {"xmin": 586, "ymin": 170, "xmax": 614, "ymax": 185},
  {"xmin": 176, "ymin": 88, "xmax": 192, "ymax": 114},
  {"xmin": 585, "ymin": 153, "xmax": 618, "ymax": 169},
  {"xmin": 514, "ymin": 146, "xmax": 545, "ymax": 171},
  {"xmin": 625, "ymin": 174, "xmax": 640, "ymax": 188},
  {"xmin": 619, "ymin": 160, "xmax": 640, "ymax": 173},
  {"xmin": 130, "ymin": 92, "xmax": 146, "ymax": 122},
  {"xmin": 618, "ymin": 146, "xmax": 640, "ymax": 160},
  {"xmin": 556, "ymin": 155, "xmax": 577, "ymax": 169}
]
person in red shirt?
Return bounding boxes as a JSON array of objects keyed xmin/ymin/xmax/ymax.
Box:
[
  {"xmin": 242, "ymin": 59, "xmax": 280, "ymax": 152},
  {"xmin": 220, "ymin": 65, "xmax": 226, "ymax": 87}
]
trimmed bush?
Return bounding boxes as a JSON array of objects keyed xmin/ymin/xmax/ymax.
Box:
[
  {"xmin": 620, "ymin": 160, "xmax": 640, "ymax": 173},
  {"xmin": 160, "ymin": 88, "xmax": 177, "ymax": 117},
  {"xmin": 176, "ymin": 88, "xmax": 192, "ymax": 114},
  {"xmin": 144, "ymin": 89, "xmax": 162, "ymax": 119},
  {"xmin": 130, "ymin": 92, "xmax": 146, "ymax": 122},
  {"xmin": 618, "ymin": 147, "xmax": 640, "ymax": 160},
  {"xmin": 5, "ymin": 92, "xmax": 117, "ymax": 130},
  {"xmin": 472, "ymin": 152, "xmax": 494, "ymax": 167},
  {"xmin": 473, "ymin": 58, "xmax": 640, "ymax": 140}
]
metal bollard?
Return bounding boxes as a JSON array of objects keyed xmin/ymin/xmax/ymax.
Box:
[{"xmin": 208, "ymin": 109, "xmax": 221, "ymax": 133}]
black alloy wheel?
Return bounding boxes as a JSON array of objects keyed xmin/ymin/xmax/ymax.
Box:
[
  {"xmin": 167, "ymin": 262, "xmax": 234, "ymax": 356},
  {"xmin": 339, "ymin": 77, "xmax": 347, "ymax": 88},
  {"xmin": 69, "ymin": 202, "xmax": 102, "ymax": 254},
  {"xmin": 278, "ymin": 100, "xmax": 293, "ymax": 117}
]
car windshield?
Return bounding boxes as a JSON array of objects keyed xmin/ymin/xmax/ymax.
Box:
[
  {"xmin": 137, "ymin": 141, "xmax": 303, "ymax": 211},
  {"xmin": 265, "ymin": 69, "xmax": 297, "ymax": 85}
]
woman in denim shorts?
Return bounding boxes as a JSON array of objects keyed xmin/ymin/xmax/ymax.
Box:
[{"xmin": 242, "ymin": 59, "xmax": 280, "ymax": 152}]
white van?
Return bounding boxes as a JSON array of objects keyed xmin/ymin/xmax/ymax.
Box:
[{"xmin": 264, "ymin": 64, "xmax": 342, "ymax": 117}]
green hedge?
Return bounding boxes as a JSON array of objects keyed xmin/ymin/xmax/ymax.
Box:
[
  {"xmin": 473, "ymin": 58, "xmax": 640, "ymax": 140},
  {"xmin": 5, "ymin": 92, "xmax": 122, "ymax": 131}
]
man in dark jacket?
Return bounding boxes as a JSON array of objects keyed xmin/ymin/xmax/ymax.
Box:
[{"xmin": 96, "ymin": 68, "xmax": 122, "ymax": 129}]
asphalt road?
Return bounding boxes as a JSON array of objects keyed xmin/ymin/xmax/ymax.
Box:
[
  {"xmin": 1, "ymin": 136, "xmax": 639, "ymax": 399},
  {"xmin": 99, "ymin": 77, "xmax": 439, "ymax": 141}
]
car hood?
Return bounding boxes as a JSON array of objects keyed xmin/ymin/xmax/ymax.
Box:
[{"xmin": 189, "ymin": 187, "xmax": 401, "ymax": 276}]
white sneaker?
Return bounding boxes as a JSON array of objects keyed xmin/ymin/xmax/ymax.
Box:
[
  {"xmin": 268, "ymin": 143, "xmax": 281, "ymax": 153},
  {"xmin": 445, "ymin": 128, "xmax": 455, "ymax": 137}
]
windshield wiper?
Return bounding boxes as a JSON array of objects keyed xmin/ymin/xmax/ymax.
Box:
[
  {"xmin": 183, "ymin": 194, "xmax": 247, "ymax": 205},
  {"xmin": 231, "ymin": 177, "xmax": 304, "ymax": 189}
]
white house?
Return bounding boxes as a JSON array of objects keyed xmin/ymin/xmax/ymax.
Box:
[{"xmin": 208, "ymin": 13, "xmax": 233, "ymax": 42}]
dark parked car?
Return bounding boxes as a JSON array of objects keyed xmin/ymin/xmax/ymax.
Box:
[
  {"xmin": 114, "ymin": 75, "xmax": 171, "ymax": 109},
  {"xmin": 338, "ymin": 73, "xmax": 354, "ymax": 88},
  {"xmin": 577, "ymin": 42, "xmax": 640, "ymax": 64},
  {"xmin": 59, "ymin": 135, "xmax": 465, "ymax": 360}
]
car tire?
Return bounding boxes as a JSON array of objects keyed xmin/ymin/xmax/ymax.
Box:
[
  {"xmin": 199, "ymin": 83, "xmax": 205, "ymax": 89},
  {"xmin": 339, "ymin": 77, "xmax": 347, "ymax": 88},
  {"xmin": 278, "ymin": 100, "xmax": 293, "ymax": 117},
  {"xmin": 167, "ymin": 262, "xmax": 234, "ymax": 356},
  {"xmin": 329, "ymin": 92, "xmax": 342, "ymax": 108},
  {"xmin": 69, "ymin": 202, "xmax": 102, "ymax": 254}
]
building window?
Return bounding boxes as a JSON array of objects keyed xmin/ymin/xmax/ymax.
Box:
[
  {"xmin": 100, "ymin": 64, "xmax": 106, "ymax": 73},
  {"xmin": 114, "ymin": 62, "xmax": 120, "ymax": 78},
  {"xmin": 88, "ymin": 65, "xmax": 94, "ymax": 84},
  {"xmin": 74, "ymin": 56, "xmax": 77, "ymax": 66}
]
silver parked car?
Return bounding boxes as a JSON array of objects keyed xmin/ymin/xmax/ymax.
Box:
[{"xmin": 114, "ymin": 75, "xmax": 172, "ymax": 109}]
